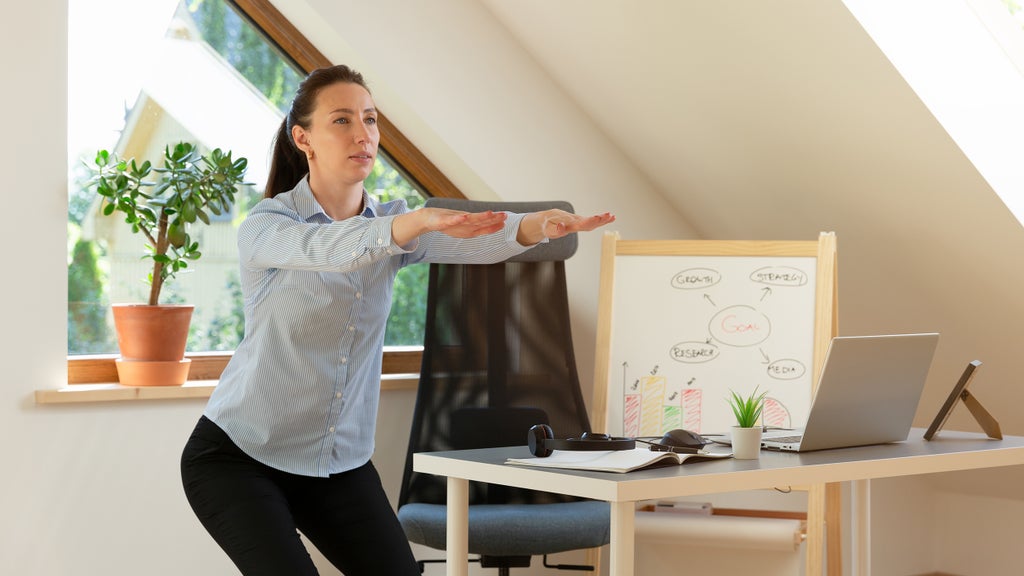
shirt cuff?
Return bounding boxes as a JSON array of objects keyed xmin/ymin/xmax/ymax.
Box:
[
  {"xmin": 504, "ymin": 211, "xmax": 550, "ymax": 247},
  {"xmin": 373, "ymin": 214, "xmax": 418, "ymax": 254}
]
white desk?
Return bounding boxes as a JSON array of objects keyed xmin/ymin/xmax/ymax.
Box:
[{"xmin": 412, "ymin": 429, "xmax": 1024, "ymax": 576}]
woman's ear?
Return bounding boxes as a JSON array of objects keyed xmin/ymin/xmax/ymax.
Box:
[{"xmin": 291, "ymin": 124, "xmax": 310, "ymax": 155}]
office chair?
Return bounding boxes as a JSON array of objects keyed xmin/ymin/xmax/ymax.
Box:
[{"xmin": 397, "ymin": 198, "xmax": 610, "ymax": 575}]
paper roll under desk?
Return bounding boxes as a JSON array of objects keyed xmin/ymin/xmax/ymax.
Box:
[{"xmin": 634, "ymin": 511, "xmax": 805, "ymax": 552}]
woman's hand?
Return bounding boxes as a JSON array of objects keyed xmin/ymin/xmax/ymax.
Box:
[
  {"xmin": 517, "ymin": 209, "xmax": 616, "ymax": 246},
  {"xmin": 392, "ymin": 208, "xmax": 508, "ymax": 247}
]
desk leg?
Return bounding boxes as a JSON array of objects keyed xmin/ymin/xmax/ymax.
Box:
[
  {"xmin": 609, "ymin": 501, "xmax": 635, "ymax": 576},
  {"xmin": 852, "ymin": 479, "xmax": 870, "ymax": 576},
  {"xmin": 446, "ymin": 477, "xmax": 469, "ymax": 576}
]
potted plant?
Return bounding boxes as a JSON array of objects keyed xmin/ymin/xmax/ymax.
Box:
[
  {"xmin": 727, "ymin": 386, "xmax": 769, "ymax": 459},
  {"xmin": 87, "ymin": 142, "xmax": 248, "ymax": 386}
]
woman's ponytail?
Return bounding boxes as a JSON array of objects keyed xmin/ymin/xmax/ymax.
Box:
[{"xmin": 264, "ymin": 117, "xmax": 308, "ymax": 198}]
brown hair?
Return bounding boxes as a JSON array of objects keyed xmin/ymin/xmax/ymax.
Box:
[{"xmin": 264, "ymin": 65, "xmax": 371, "ymax": 198}]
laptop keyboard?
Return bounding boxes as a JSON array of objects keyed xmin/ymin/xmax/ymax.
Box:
[{"xmin": 765, "ymin": 435, "xmax": 803, "ymax": 444}]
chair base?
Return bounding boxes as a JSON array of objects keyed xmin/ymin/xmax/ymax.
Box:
[
  {"xmin": 416, "ymin": 554, "xmax": 594, "ymax": 575},
  {"xmin": 481, "ymin": 555, "xmax": 530, "ymax": 569},
  {"xmin": 543, "ymin": 555, "xmax": 596, "ymax": 571}
]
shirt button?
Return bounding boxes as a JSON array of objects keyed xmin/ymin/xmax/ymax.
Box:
[
  {"xmin": 377, "ymin": 238, "xmax": 385, "ymax": 245},
  {"xmin": 341, "ymin": 357, "xmax": 348, "ymax": 364},
  {"xmin": 348, "ymin": 325, "xmax": 355, "ymax": 332},
  {"xmin": 336, "ymin": 392, "xmax": 342, "ymax": 399},
  {"xmin": 351, "ymin": 251, "xmax": 358, "ymax": 257},
  {"xmin": 328, "ymin": 426, "xmax": 335, "ymax": 433},
  {"xmin": 355, "ymin": 292, "xmax": 362, "ymax": 299}
]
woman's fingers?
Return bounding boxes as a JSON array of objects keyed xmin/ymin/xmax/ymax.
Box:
[
  {"xmin": 432, "ymin": 209, "xmax": 508, "ymax": 238},
  {"xmin": 424, "ymin": 207, "xmax": 614, "ymax": 241},
  {"xmin": 544, "ymin": 212, "xmax": 616, "ymax": 238}
]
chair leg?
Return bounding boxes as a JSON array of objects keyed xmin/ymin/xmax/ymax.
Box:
[{"xmin": 543, "ymin": 554, "xmax": 595, "ymax": 571}]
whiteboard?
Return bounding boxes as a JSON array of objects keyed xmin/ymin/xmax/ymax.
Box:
[
  {"xmin": 604, "ymin": 253, "xmax": 819, "ymax": 437},
  {"xmin": 588, "ymin": 233, "xmax": 840, "ymax": 575}
]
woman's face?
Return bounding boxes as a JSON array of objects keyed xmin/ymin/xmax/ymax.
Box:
[{"xmin": 295, "ymin": 81, "xmax": 380, "ymax": 187}]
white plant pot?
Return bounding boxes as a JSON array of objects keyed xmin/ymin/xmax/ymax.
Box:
[{"xmin": 731, "ymin": 426, "xmax": 763, "ymax": 460}]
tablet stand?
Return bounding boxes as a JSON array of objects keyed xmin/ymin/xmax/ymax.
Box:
[{"xmin": 924, "ymin": 360, "xmax": 1002, "ymax": 440}]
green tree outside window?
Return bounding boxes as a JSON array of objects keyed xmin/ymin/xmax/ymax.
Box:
[{"xmin": 67, "ymin": 0, "xmax": 430, "ymax": 355}]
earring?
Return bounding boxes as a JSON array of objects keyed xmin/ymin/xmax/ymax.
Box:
[{"xmin": 306, "ymin": 148, "xmax": 314, "ymax": 161}]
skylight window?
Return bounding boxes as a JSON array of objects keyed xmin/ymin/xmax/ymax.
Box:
[{"xmin": 844, "ymin": 0, "xmax": 1024, "ymax": 226}]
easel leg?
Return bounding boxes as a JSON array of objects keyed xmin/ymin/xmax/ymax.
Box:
[
  {"xmin": 584, "ymin": 546, "xmax": 602, "ymax": 575},
  {"xmin": 806, "ymin": 482, "xmax": 843, "ymax": 576},
  {"xmin": 806, "ymin": 484, "xmax": 825, "ymax": 576}
]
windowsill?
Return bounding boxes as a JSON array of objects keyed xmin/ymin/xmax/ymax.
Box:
[
  {"xmin": 35, "ymin": 380, "xmax": 220, "ymax": 404},
  {"xmin": 35, "ymin": 374, "xmax": 421, "ymax": 404},
  {"xmin": 42, "ymin": 347, "xmax": 425, "ymax": 404}
]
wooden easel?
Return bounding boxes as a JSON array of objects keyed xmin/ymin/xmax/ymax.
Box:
[{"xmin": 588, "ymin": 231, "xmax": 840, "ymax": 576}]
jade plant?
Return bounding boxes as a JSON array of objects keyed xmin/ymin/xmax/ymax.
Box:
[
  {"xmin": 88, "ymin": 142, "xmax": 248, "ymax": 306},
  {"xmin": 727, "ymin": 386, "xmax": 769, "ymax": 428}
]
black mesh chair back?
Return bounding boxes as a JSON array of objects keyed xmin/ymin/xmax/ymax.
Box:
[{"xmin": 397, "ymin": 198, "xmax": 609, "ymax": 574}]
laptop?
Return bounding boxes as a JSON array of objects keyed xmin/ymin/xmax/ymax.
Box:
[{"xmin": 759, "ymin": 333, "xmax": 939, "ymax": 452}]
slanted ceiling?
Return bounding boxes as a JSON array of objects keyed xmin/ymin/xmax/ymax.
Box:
[
  {"xmin": 481, "ymin": 0, "xmax": 997, "ymax": 239},
  {"xmin": 479, "ymin": 0, "xmax": 1024, "ymax": 495}
]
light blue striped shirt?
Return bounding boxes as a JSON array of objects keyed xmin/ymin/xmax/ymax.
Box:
[{"xmin": 204, "ymin": 177, "xmax": 532, "ymax": 477}]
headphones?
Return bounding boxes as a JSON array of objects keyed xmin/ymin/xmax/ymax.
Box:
[{"xmin": 527, "ymin": 424, "xmax": 636, "ymax": 457}]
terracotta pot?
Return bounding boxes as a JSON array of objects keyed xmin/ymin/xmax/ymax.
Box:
[
  {"xmin": 113, "ymin": 358, "xmax": 191, "ymax": 387},
  {"xmin": 111, "ymin": 304, "xmax": 194, "ymax": 386}
]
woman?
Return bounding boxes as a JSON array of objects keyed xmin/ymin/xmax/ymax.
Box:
[{"xmin": 180, "ymin": 64, "xmax": 614, "ymax": 576}]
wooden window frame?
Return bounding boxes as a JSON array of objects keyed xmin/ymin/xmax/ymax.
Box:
[{"xmin": 65, "ymin": 0, "xmax": 464, "ymax": 385}]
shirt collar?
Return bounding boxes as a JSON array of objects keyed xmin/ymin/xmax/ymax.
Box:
[{"xmin": 292, "ymin": 175, "xmax": 379, "ymax": 221}]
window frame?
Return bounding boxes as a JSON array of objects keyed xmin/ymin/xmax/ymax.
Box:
[{"xmin": 66, "ymin": 0, "xmax": 465, "ymax": 384}]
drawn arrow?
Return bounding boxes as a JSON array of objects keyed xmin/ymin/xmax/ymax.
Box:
[
  {"xmin": 760, "ymin": 348, "xmax": 770, "ymax": 364},
  {"xmin": 704, "ymin": 294, "xmax": 716, "ymax": 307},
  {"xmin": 760, "ymin": 287, "xmax": 772, "ymax": 301}
]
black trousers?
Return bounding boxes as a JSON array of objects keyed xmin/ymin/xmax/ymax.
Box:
[{"xmin": 180, "ymin": 416, "xmax": 419, "ymax": 576}]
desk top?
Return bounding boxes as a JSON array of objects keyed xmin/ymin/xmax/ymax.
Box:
[{"xmin": 413, "ymin": 428, "xmax": 1024, "ymax": 502}]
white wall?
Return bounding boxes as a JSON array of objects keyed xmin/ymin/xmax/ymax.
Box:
[
  {"xmin": 869, "ymin": 477, "xmax": 936, "ymax": 575},
  {"xmin": 874, "ymin": 475, "xmax": 1024, "ymax": 576},
  {"xmin": 932, "ymin": 490, "xmax": 1024, "ymax": 575}
]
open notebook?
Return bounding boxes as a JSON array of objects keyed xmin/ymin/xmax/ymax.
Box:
[
  {"xmin": 506, "ymin": 447, "xmax": 732, "ymax": 473},
  {"xmin": 759, "ymin": 333, "xmax": 939, "ymax": 452}
]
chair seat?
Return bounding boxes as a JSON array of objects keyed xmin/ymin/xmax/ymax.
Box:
[{"xmin": 398, "ymin": 501, "xmax": 610, "ymax": 556}]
